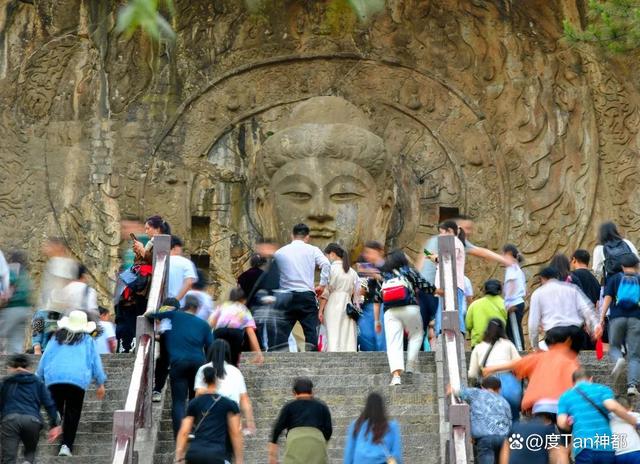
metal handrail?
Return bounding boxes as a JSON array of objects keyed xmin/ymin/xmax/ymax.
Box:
[{"xmin": 111, "ymin": 235, "xmax": 170, "ymax": 464}]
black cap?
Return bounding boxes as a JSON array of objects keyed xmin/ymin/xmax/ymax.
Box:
[
  {"xmin": 537, "ymin": 266, "xmax": 560, "ymax": 280},
  {"xmin": 620, "ymin": 254, "xmax": 640, "ymax": 268},
  {"xmin": 170, "ymin": 235, "xmax": 184, "ymax": 249}
]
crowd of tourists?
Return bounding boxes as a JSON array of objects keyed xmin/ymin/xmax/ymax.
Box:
[{"xmin": 1, "ymin": 215, "xmax": 640, "ymax": 464}]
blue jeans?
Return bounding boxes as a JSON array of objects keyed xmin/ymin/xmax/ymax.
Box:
[
  {"xmin": 435, "ymin": 288, "xmax": 467, "ymax": 334},
  {"xmin": 616, "ymin": 451, "xmax": 640, "ymax": 463},
  {"xmin": 609, "ymin": 317, "xmax": 640, "ymax": 387},
  {"xmin": 358, "ymin": 303, "xmax": 386, "ymax": 351},
  {"xmin": 475, "ymin": 435, "xmax": 505, "ymax": 464},
  {"xmin": 575, "ymin": 449, "xmax": 615, "ymax": 464}
]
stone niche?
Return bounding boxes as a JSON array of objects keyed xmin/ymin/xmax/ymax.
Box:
[{"xmin": 0, "ymin": 0, "xmax": 639, "ymax": 301}]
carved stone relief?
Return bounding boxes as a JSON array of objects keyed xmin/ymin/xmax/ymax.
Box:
[{"xmin": 1, "ymin": 0, "xmax": 639, "ymax": 301}]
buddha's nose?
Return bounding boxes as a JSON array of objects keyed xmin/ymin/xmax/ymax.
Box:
[{"xmin": 307, "ymin": 196, "xmax": 334, "ymax": 223}]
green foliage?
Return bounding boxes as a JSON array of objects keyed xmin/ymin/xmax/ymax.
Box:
[
  {"xmin": 117, "ymin": 0, "xmax": 386, "ymax": 40},
  {"xmin": 116, "ymin": 0, "xmax": 176, "ymax": 41},
  {"xmin": 564, "ymin": 0, "xmax": 640, "ymax": 53},
  {"xmin": 347, "ymin": 0, "xmax": 385, "ymax": 21}
]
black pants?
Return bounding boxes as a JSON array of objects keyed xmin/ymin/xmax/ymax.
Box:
[
  {"xmin": 49, "ymin": 384, "xmax": 85, "ymax": 451},
  {"xmin": 154, "ymin": 333, "xmax": 170, "ymax": 392},
  {"xmin": 506, "ymin": 303, "xmax": 525, "ymax": 350},
  {"xmin": 271, "ymin": 291, "xmax": 319, "ymax": 351},
  {"xmin": 115, "ymin": 295, "xmax": 146, "ymax": 353},
  {"xmin": 418, "ymin": 291, "xmax": 438, "ymax": 351},
  {"xmin": 546, "ymin": 325, "xmax": 587, "ymax": 353},
  {"xmin": 186, "ymin": 446, "xmax": 226, "ymax": 464},
  {"xmin": 169, "ymin": 360, "xmax": 201, "ymax": 436},
  {"xmin": 1, "ymin": 414, "xmax": 42, "ymax": 464},
  {"xmin": 214, "ymin": 328, "xmax": 244, "ymax": 366}
]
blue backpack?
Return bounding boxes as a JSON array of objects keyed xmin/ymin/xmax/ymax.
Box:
[{"xmin": 616, "ymin": 274, "xmax": 640, "ymax": 310}]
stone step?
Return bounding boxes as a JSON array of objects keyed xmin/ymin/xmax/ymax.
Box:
[
  {"xmin": 152, "ymin": 432, "xmax": 442, "ymax": 464},
  {"xmin": 35, "ymin": 456, "xmax": 112, "ymax": 463},
  {"xmin": 245, "ymin": 376, "xmax": 436, "ymax": 391},
  {"xmin": 0, "ymin": 353, "xmax": 136, "ymax": 462},
  {"xmin": 154, "ymin": 352, "xmax": 441, "ymax": 464},
  {"xmin": 158, "ymin": 411, "xmax": 440, "ymax": 433}
]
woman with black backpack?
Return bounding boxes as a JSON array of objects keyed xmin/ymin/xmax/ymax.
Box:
[
  {"xmin": 375, "ymin": 250, "xmax": 433, "ymax": 386},
  {"xmin": 592, "ymin": 222, "xmax": 638, "ymax": 284}
]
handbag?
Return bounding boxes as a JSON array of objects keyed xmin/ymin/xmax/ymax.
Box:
[
  {"xmin": 345, "ymin": 302, "xmax": 362, "ymax": 321},
  {"xmin": 380, "ymin": 271, "xmax": 413, "ymax": 308}
]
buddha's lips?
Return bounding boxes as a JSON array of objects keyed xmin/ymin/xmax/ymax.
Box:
[{"xmin": 309, "ymin": 228, "xmax": 335, "ymax": 238}]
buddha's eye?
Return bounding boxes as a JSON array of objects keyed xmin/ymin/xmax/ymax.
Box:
[
  {"xmin": 281, "ymin": 191, "xmax": 312, "ymax": 202},
  {"xmin": 328, "ymin": 178, "xmax": 367, "ymax": 203},
  {"xmin": 330, "ymin": 192, "xmax": 364, "ymax": 202}
]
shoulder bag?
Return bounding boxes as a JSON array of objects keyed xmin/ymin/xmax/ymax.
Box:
[
  {"xmin": 474, "ymin": 341, "xmax": 497, "ymax": 387},
  {"xmin": 188, "ymin": 394, "xmax": 222, "ymax": 441},
  {"xmin": 575, "ymin": 387, "xmax": 610, "ymax": 422}
]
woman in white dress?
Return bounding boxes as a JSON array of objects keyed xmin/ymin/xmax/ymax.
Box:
[{"xmin": 319, "ymin": 243, "xmax": 359, "ymax": 352}]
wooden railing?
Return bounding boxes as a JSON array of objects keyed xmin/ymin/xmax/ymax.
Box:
[
  {"xmin": 437, "ymin": 235, "xmax": 472, "ymax": 463},
  {"xmin": 112, "ymin": 234, "xmax": 170, "ymax": 464}
]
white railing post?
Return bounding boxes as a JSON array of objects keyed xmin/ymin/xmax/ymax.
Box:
[
  {"xmin": 112, "ymin": 234, "xmax": 171, "ymax": 464},
  {"xmin": 438, "ymin": 235, "xmax": 472, "ymax": 463}
]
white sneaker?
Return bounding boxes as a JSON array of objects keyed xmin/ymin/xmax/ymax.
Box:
[
  {"xmin": 612, "ymin": 358, "xmax": 627, "ymax": 382},
  {"xmin": 152, "ymin": 391, "xmax": 162, "ymax": 403},
  {"xmin": 58, "ymin": 445, "xmax": 72, "ymax": 457},
  {"xmin": 389, "ymin": 376, "xmax": 402, "ymax": 386},
  {"xmin": 628, "ymin": 386, "xmax": 639, "ymax": 396}
]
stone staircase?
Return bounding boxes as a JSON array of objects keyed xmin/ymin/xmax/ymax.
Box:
[
  {"xmin": 153, "ymin": 352, "xmax": 442, "ymax": 464},
  {"xmin": 0, "ymin": 353, "xmax": 134, "ymax": 464},
  {"xmin": 0, "ymin": 350, "xmax": 627, "ymax": 464}
]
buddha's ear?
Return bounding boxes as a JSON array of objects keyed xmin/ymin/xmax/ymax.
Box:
[
  {"xmin": 375, "ymin": 184, "xmax": 396, "ymax": 242},
  {"xmin": 253, "ymin": 186, "xmax": 274, "ymax": 238}
]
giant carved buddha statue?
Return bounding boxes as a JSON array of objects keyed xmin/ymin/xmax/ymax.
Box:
[{"xmin": 251, "ymin": 96, "xmax": 396, "ymax": 253}]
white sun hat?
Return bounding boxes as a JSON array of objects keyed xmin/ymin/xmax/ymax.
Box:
[{"xmin": 57, "ymin": 310, "xmax": 96, "ymax": 334}]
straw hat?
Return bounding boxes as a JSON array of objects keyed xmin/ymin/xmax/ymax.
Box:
[{"xmin": 57, "ymin": 310, "xmax": 96, "ymax": 333}]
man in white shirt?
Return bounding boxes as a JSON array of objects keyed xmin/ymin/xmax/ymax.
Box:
[
  {"xmin": 167, "ymin": 236, "xmax": 198, "ymax": 307},
  {"xmin": 528, "ymin": 267, "xmax": 598, "ymax": 353},
  {"xmin": 39, "ymin": 238, "xmax": 78, "ymax": 310},
  {"xmin": 272, "ymin": 224, "xmax": 330, "ymax": 351},
  {"xmin": 62, "ymin": 265, "xmax": 99, "ymax": 319}
]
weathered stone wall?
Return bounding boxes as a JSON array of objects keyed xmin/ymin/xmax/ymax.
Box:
[{"xmin": 1, "ymin": 0, "xmax": 639, "ymax": 301}]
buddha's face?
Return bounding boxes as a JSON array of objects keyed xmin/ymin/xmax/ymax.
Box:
[{"xmin": 261, "ymin": 158, "xmax": 389, "ymax": 251}]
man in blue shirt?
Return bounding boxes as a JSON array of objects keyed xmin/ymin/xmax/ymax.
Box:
[
  {"xmin": 146, "ymin": 301, "xmax": 212, "ymax": 435},
  {"xmin": 558, "ymin": 368, "xmax": 639, "ymax": 464},
  {"xmin": 451, "ymin": 376, "xmax": 512, "ymax": 464},
  {"xmin": 595, "ymin": 254, "xmax": 640, "ymax": 396}
]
